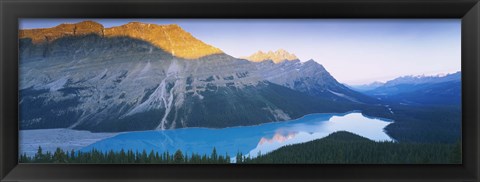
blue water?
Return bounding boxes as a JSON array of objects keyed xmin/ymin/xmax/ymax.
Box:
[{"xmin": 81, "ymin": 112, "xmax": 393, "ymax": 159}]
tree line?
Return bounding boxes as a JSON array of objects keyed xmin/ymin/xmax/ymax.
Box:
[{"xmin": 20, "ymin": 146, "xmax": 231, "ymax": 164}]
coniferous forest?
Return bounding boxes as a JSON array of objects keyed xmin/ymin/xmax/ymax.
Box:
[
  {"xmin": 19, "ymin": 147, "xmax": 231, "ymax": 164},
  {"xmin": 243, "ymin": 131, "xmax": 461, "ymax": 164}
]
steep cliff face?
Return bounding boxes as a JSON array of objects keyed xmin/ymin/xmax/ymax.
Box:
[{"xmin": 19, "ymin": 21, "xmax": 223, "ymax": 59}]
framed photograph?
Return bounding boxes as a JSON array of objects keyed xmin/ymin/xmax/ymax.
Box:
[{"xmin": 1, "ymin": 0, "xmax": 479, "ymax": 181}]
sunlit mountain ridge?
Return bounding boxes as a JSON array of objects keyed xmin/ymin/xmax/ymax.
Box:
[
  {"xmin": 242, "ymin": 49, "xmax": 299, "ymax": 63},
  {"xmin": 19, "ymin": 21, "xmax": 223, "ymax": 59}
]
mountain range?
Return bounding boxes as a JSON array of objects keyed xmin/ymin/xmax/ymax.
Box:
[
  {"xmin": 351, "ymin": 72, "xmax": 461, "ymax": 105},
  {"xmin": 19, "ymin": 21, "xmax": 379, "ymax": 132},
  {"xmin": 349, "ymin": 81, "xmax": 385, "ymax": 92}
]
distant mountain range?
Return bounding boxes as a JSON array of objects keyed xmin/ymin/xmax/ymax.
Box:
[
  {"xmin": 19, "ymin": 21, "xmax": 377, "ymax": 132},
  {"xmin": 349, "ymin": 82, "xmax": 384, "ymax": 92},
  {"xmin": 350, "ymin": 72, "xmax": 461, "ymax": 105}
]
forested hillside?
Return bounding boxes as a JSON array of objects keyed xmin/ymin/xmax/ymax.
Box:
[{"xmin": 242, "ymin": 131, "xmax": 461, "ymax": 164}]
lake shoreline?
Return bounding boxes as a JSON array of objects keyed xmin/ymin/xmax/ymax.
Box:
[{"xmin": 19, "ymin": 111, "xmax": 394, "ymax": 158}]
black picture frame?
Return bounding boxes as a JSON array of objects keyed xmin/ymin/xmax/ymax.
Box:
[{"xmin": 1, "ymin": 0, "xmax": 479, "ymax": 181}]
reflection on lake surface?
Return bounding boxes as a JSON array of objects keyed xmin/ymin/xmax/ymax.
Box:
[{"xmin": 81, "ymin": 112, "xmax": 394, "ymax": 160}]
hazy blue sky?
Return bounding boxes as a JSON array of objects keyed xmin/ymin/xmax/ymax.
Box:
[{"xmin": 20, "ymin": 19, "xmax": 461, "ymax": 85}]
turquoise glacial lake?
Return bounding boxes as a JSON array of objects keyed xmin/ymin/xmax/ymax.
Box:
[{"xmin": 80, "ymin": 112, "xmax": 394, "ymax": 159}]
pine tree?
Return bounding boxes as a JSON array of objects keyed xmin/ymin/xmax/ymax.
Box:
[
  {"xmin": 70, "ymin": 149, "xmax": 76, "ymax": 162},
  {"xmin": 174, "ymin": 149, "xmax": 184, "ymax": 163},
  {"xmin": 236, "ymin": 151, "xmax": 243, "ymax": 163},
  {"xmin": 148, "ymin": 150, "xmax": 155, "ymax": 163},
  {"xmin": 35, "ymin": 146, "xmax": 43, "ymax": 162},
  {"xmin": 53, "ymin": 147, "xmax": 67, "ymax": 163},
  {"xmin": 211, "ymin": 147, "xmax": 218, "ymax": 161}
]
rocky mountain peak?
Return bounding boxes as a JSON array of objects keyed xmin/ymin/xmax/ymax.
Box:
[
  {"xmin": 243, "ymin": 49, "xmax": 299, "ymax": 64},
  {"xmin": 75, "ymin": 20, "xmax": 104, "ymax": 29},
  {"xmin": 19, "ymin": 21, "xmax": 223, "ymax": 59},
  {"xmin": 19, "ymin": 21, "xmax": 104, "ymax": 43}
]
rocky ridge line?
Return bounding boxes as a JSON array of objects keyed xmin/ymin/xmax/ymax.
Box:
[
  {"xmin": 243, "ymin": 49, "xmax": 299, "ymax": 63},
  {"xmin": 19, "ymin": 21, "xmax": 223, "ymax": 59}
]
